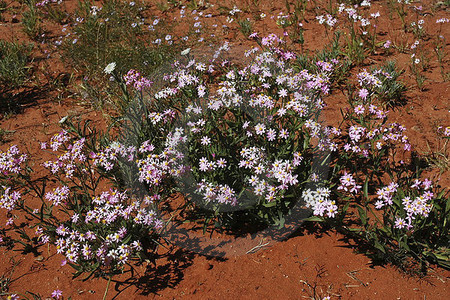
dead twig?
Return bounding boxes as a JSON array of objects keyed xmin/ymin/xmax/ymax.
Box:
[
  {"xmin": 246, "ymin": 238, "xmax": 270, "ymax": 254},
  {"xmin": 346, "ymin": 270, "xmax": 367, "ymax": 287}
]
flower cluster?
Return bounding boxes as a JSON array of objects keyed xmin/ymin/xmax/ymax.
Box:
[
  {"xmin": 91, "ymin": 141, "xmax": 136, "ymax": 171},
  {"xmin": 341, "ymin": 104, "xmax": 410, "ymax": 157},
  {"xmin": 198, "ymin": 157, "xmax": 227, "ymax": 172},
  {"xmin": 374, "ymin": 182, "xmax": 399, "ymax": 208},
  {"xmin": 55, "ymin": 189, "xmax": 160, "ymax": 267},
  {"xmin": 374, "ymin": 180, "xmax": 434, "ymax": 230},
  {"xmin": 137, "ymin": 128, "xmax": 187, "ymax": 186},
  {"xmin": 316, "ymin": 14, "xmax": 338, "ymax": 27},
  {"xmin": 196, "ymin": 180, "xmax": 237, "ymax": 205},
  {"xmin": 148, "ymin": 109, "xmax": 176, "ymax": 125},
  {"xmin": 45, "ymin": 186, "xmax": 70, "ymax": 206},
  {"xmin": 123, "ymin": 69, "xmax": 152, "ymax": 91},
  {"xmin": 240, "ymin": 147, "xmax": 300, "ymax": 202},
  {"xmin": 338, "ymin": 3, "xmax": 371, "ymax": 26},
  {"xmin": 42, "ymin": 132, "xmax": 87, "ymax": 178},
  {"xmin": 144, "ymin": 42, "xmax": 340, "ymax": 221},
  {"xmin": 302, "ymin": 188, "xmax": 337, "ymax": 218},
  {"xmin": 0, "ymin": 145, "xmax": 27, "ymax": 175},
  {"xmin": 0, "ymin": 186, "xmax": 21, "ymax": 211},
  {"xmin": 338, "ymin": 172, "xmax": 361, "ymax": 194}
]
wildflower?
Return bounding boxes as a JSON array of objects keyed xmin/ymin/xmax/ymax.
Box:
[
  {"xmin": 217, "ymin": 158, "xmax": 227, "ymax": 168},
  {"xmin": 278, "ymin": 89, "xmax": 288, "ymax": 97},
  {"xmin": 310, "ymin": 173, "xmax": 319, "ymax": 182},
  {"xmin": 279, "ymin": 129, "xmax": 289, "ymax": 139},
  {"xmin": 266, "ymin": 129, "xmax": 277, "ymax": 141},
  {"xmin": 181, "ymin": 48, "xmax": 191, "ymax": 56},
  {"xmin": 71, "ymin": 213, "xmax": 80, "ymax": 223},
  {"xmin": 394, "ymin": 217, "xmax": 406, "ymax": 229},
  {"xmin": 444, "ymin": 127, "xmax": 450, "ymax": 136},
  {"xmin": 358, "ymin": 88, "xmax": 369, "ymax": 100},
  {"xmin": 201, "ymin": 136, "xmax": 211, "ymax": 146},
  {"xmin": 0, "ymin": 187, "xmax": 21, "ymax": 211},
  {"xmin": 354, "ymin": 105, "xmax": 365, "ymax": 115},
  {"xmin": 104, "ymin": 62, "xmax": 116, "ymax": 74},
  {"xmin": 254, "ymin": 123, "xmax": 266, "ymax": 135},
  {"xmin": 422, "ymin": 178, "xmax": 432, "ymax": 190},
  {"xmin": 383, "ymin": 40, "xmax": 391, "ymax": 49},
  {"xmin": 45, "ymin": 186, "xmax": 70, "ymax": 206},
  {"xmin": 51, "ymin": 290, "xmax": 63, "ymax": 299}
]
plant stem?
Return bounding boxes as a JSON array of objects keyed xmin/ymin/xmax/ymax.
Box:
[{"xmin": 103, "ymin": 276, "xmax": 112, "ymax": 300}]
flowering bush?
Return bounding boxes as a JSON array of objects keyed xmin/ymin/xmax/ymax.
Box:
[
  {"xmin": 0, "ymin": 123, "xmax": 163, "ymax": 279},
  {"xmin": 324, "ymin": 66, "xmax": 450, "ymax": 270},
  {"xmin": 106, "ymin": 40, "xmax": 344, "ymax": 229},
  {"xmin": 94, "ymin": 40, "xmax": 448, "ymax": 268},
  {"xmin": 0, "ymin": 22, "xmax": 448, "ymax": 287}
]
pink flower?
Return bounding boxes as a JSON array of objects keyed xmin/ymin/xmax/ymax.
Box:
[
  {"xmin": 200, "ymin": 136, "xmax": 211, "ymax": 146},
  {"xmin": 6, "ymin": 218, "xmax": 13, "ymax": 226},
  {"xmin": 394, "ymin": 217, "xmax": 407, "ymax": 229},
  {"xmin": 51, "ymin": 289, "xmax": 63, "ymax": 299},
  {"xmin": 422, "ymin": 178, "xmax": 432, "ymax": 190},
  {"xmin": 249, "ymin": 32, "xmax": 258, "ymax": 39},
  {"xmin": 266, "ymin": 129, "xmax": 277, "ymax": 141},
  {"xmin": 354, "ymin": 105, "xmax": 365, "ymax": 115},
  {"xmin": 358, "ymin": 88, "xmax": 369, "ymax": 100}
]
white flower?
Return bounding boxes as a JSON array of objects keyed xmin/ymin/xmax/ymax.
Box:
[
  {"xmin": 59, "ymin": 116, "xmax": 68, "ymax": 124},
  {"xmin": 181, "ymin": 48, "xmax": 191, "ymax": 56},
  {"xmin": 104, "ymin": 62, "xmax": 116, "ymax": 74},
  {"xmin": 200, "ymin": 136, "xmax": 211, "ymax": 145}
]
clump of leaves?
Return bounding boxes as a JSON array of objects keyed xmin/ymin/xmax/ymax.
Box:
[
  {"xmin": 0, "ymin": 40, "xmax": 34, "ymax": 91},
  {"xmin": 372, "ymin": 60, "xmax": 406, "ymax": 106},
  {"xmin": 423, "ymin": 129, "xmax": 450, "ymax": 175},
  {"xmin": 61, "ymin": 0, "xmax": 179, "ymax": 83},
  {"xmin": 22, "ymin": 0, "xmax": 43, "ymax": 40}
]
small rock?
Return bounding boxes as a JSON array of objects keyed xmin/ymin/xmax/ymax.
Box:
[{"xmin": 35, "ymin": 255, "xmax": 44, "ymax": 261}]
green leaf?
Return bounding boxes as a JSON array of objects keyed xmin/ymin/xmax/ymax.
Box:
[
  {"xmin": 303, "ymin": 216, "xmax": 324, "ymax": 222},
  {"xmin": 363, "ymin": 177, "xmax": 369, "ymax": 200},
  {"xmin": 263, "ymin": 201, "xmax": 276, "ymax": 208},
  {"xmin": 357, "ymin": 206, "xmax": 367, "ymax": 226},
  {"xmin": 436, "ymin": 189, "xmax": 446, "ymax": 200},
  {"xmin": 346, "ymin": 227, "xmax": 361, "ymax": 232},
  {"xmin": 399, "ymin": 241, "xmax": 410, "ymax": 251},
  {"xmin": 373, "ymin": 240, "xmax": 386, "ymax": 254},
  {"xmin": 342, "ymin": 202, "xmax": 350, "ymax": 215}
]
